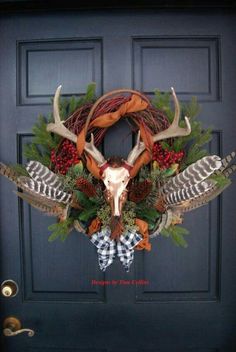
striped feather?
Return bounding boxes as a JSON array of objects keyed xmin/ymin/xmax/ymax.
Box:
[
  {"xmin": 164, "ymin": 179, "xmax": 216, "ymax": 205},
  {"xmin": 171, "ymin": 182, "xmax": 230, "ymax": 213},
  {"xmin": 74, "ymin": 220, "xmax": 86, "ymax": 234},
  {"xmin": 170, "ymin": 164, "xmax": 236, "ymax": 213},
  {"xmin": 26, "ymin": 161, "xmax": 63, "ymax": 190},
  {"xmin": 222, "ymin": 164, "xmax": 236, "ymax": 177},
  {"xmin": 149, "ymin": 210, "xmax": 173, "ymax": 238},
  {"xmin": 215, "ymin": 151, "xmax": 236, "ymax": 174},
  {"xmin": 18, "ymin": 176, "xmax": 71, "ymax": 204},
  {"xmin": 162, "ymin": 156, "xmax": 222, "ymax": 194}
]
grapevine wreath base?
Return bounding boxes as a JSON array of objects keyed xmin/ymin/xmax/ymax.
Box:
[{"xmin": 1, "ymin": 84, "xmax": 235, "ymax": 271}]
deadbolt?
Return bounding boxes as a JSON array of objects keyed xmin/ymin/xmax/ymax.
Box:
[{"xmin": 1, "ymin": 280, "xmax": 19, "ymax": 298}]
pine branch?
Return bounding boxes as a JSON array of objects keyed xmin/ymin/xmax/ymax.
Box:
[
  {"xmin": 9, "ymin": 164, "xmax": 29, "ymax": 176},
  {"xmin": 152, "ymin": 90, "xmax": 174, "ymax": 122},
  {"xmin": 48, "ymin": 218, "xmax": 74, "ymax": 242},
  {"xmin": 161, "ymin": 225, "xmax": 189, "ymax": 248},
  {"xmin": 32, "ymin": 115, "xmax": 59, "ymax": 149},
  {"xmin": 209, "ymin": 173, "xmax": 231, "ymax": 188},
  {"xmin": 23, "ymin": 143, "xmax": 51, "ymax": 166},
  {"xmin": 23, "ymin": 83, "xmax": 96, "ymax": 168}
]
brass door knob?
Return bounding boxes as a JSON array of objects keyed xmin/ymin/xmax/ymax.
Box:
[
  {"xmin": 3, "ymin": 317, "xmax": 35, "ymax": 337},
  {"xmin": 1, "ymin": 280, "xmax": 18, "ymax": 297}
]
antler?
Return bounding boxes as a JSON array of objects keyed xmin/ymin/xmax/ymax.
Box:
[
  {"xmin": 84, "ymin": 133, "xmax": 106, "ymax": 165},
  {"xmin": 47, "ymin": 86, "xmax": 106, "ymax": 166},
  {"xmin": 126, "ymin": 87, "xmax": 191, "ymax": 165},
  {"xmin": 47, "ymin": 85, "xmax": 77, "ymax": 143}
]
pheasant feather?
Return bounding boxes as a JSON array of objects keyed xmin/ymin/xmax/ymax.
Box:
[
  {"xmin": 171, "ymin": 182, "xmax": 230, "ymax": 213},
  {"xmin": 164, "ymin": 179, "xmax": 216, "ymax": 205},
  {"xmin": 162, "ymin": 156, "xmax": 222, "ymax": 194},
  {"xmin": 0, "ymin": 162, "xmax": 22, "ymax": 186},
  {"xmin": 223, "ymin": 164, "xmax": 236, "ymax": 177},
  {"xmin": 215, "ymin": 151, "xmax": 236, "ymax": 174},
  {"xmin": 171, "ymin": 165, "xmax": 236, "ymax": 213},
  {"xmin": 149, "ymin": 210, "xmax": 173, "ymax": 238},
  {"xmin": 15, "ymin": 191, "xmax": 66, "ymax": 217}
]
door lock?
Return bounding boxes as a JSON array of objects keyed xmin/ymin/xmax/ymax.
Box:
[
  {"xmin": 1, "ymin": 280, "xmax": 19, "ymax": 297},
  {"xmin": 3, "ymin": 317, "xmax": 35, "ymax": 337}
]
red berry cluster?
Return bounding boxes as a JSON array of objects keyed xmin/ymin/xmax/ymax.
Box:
[
  {"xmin": 50, "ymin": 140, "xmax": 80, "ymax": 175},
  {"xmin": 152, "ymin": 142, "xmax": 184, "ymax": 169}
]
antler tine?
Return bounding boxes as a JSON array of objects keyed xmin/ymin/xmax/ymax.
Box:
[
  {"xmin": 84, "ymin": 133, "xmax": 106, "ymax": 166},
  {"xmin": 47, "ymin": 86, "xmax": 105, "ymax": 166},
  {"xmin": 46, "ymin": 85, "xmax": 77, "ymax": 143},
  {"xmin": 152, "ymin": 87, "xmax": 191, "ymax": 143},
  {"xmin": 126, "ymin": 131, "xmax": 145, "ymax": 165},
  {"xmin": 126, "ymin": 87, "xmax": 191, "ymax": 167}
]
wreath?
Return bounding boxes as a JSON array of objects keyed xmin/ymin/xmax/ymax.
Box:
[{"xmin": 1, "ymin": 83, "xmax": 235, "ymax": 271}]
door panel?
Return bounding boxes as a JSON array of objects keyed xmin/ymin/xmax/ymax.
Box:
[{"xmin": 1, "ymin": 10, "xmax": 236, "ymax": 352}]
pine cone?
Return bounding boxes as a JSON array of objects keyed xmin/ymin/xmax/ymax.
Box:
[
  {"xmin": 76, "ymin": 177, "xmax": 97, "ymax": 197},
  {"xmin": 129, "ymin": 180, "xmax": 152, "ymax": 203}
]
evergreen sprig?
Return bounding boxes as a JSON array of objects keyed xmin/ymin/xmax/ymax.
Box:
[
  {"xmin": 48, "ymin": 218, "xmax": 74, "ymax": 242},
  {"xmin": 23, "ymin": 83, "xmax": 96, "ymax": 166},
  {"xmin": 9, "ymin": 163, "xmax": 29, "ymax": 176},
  {"xmin": 161, "ymin": 225, "xmax": 189, "ymax": 248},
  {"xmin": 152, "ymin": 90, "xmax": 213, "ymax": 171}
]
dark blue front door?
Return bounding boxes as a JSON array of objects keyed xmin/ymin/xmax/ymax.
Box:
[{"xmin": 0, "ymin": 9, "xmax": 236, "ymax": 352}]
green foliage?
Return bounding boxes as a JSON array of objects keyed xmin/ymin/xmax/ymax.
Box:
[
  {"xmin": 23, "ymin": 143, "xmax": 51, "ymax": 166},
  {"xmin": 209, "ymin": 173, "xmax": 231, "ymax": 188},
  {"xmin": 122, "ymin": 201, "xmax": 138, "ymax": 232},
  {"xmin": 61, "ymin": 163, "xmax": 94, "ymax": 192},
  {"xmin": 55, "ymin": 82, "xmax": 96, "ymax": 118},
  {"xmin": 23, "ymin": 83, "xmax": 96, "ymax": 166},
  {"xmin": 74, "ymin": 190, "xmax": 101, "ymax": 207},
  {"xmin": 48, "ymin": 218, "xmax": 74, "ymax": 242},
  {"xmin": 97, "ymin": 202, "xmax": 138, "ymax": 232},
  {"xmin": 136, "ymin": 205, "xmax": 160, "ymax": 230},
  {"xmin": 182, "ymin": 96, "xmax": 201, "ymax": 118},
  {"xmin": 74, "ymin": 190, "xmax": 101, "ymax": 223},
  {"xmin": 32, "ymin": 115, "xmax": 60, "ymax": 149},
  {"xmin": 152, "ymin": 90, "xmax": 174, "ymax": 121},
  {"xmin": 152, "ymin": 90, "xmax": 213, "ymax": 171},
  {"xmin": 97, "ymin": 204, "xmax": 111, "ymax": 229},
  {"xmin": 78, "ymin": 207, "xmax": 98, "ymax": 222},
  {"xmin": 136, "ymin": 206, "xmax": 160, "ymax": 222},
  {"xmin": 9, "ymin": 164, "xmax": 29, "ymax": 176},
  {"xmin": 161, "ymin": 225, "xmax": 189, "ymax": 248}
]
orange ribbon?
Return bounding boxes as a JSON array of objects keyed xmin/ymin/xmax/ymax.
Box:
[
  {"xmin": 135, "ymin": 218, "xmax": 151, "ymax": 251},
  {"xmin": 76, "ymin": 94, "xmax": 152, "ymax": 179},
  {"xmin": 88, "ymin": 217, "xmax": 101, "ymax": 236}
]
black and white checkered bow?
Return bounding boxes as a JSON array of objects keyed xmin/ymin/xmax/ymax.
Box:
[{"xmin": 90, "ymin": 228, "xmax": 142, "ymax": 272}]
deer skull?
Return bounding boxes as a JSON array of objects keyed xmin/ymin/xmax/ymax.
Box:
[{"xmin": 101, "ymin": 162, "xmax": 130, "ymax": 216}]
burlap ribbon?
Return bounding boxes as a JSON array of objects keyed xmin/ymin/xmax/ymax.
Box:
[{"xmin": 76, "ymin": 94, "xmax": 153, "ymax": 179}]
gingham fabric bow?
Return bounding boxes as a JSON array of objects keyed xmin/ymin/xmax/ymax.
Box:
[{"xmin": 90, "ymin": 228, "xmax": 142, "ymax": 271}]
